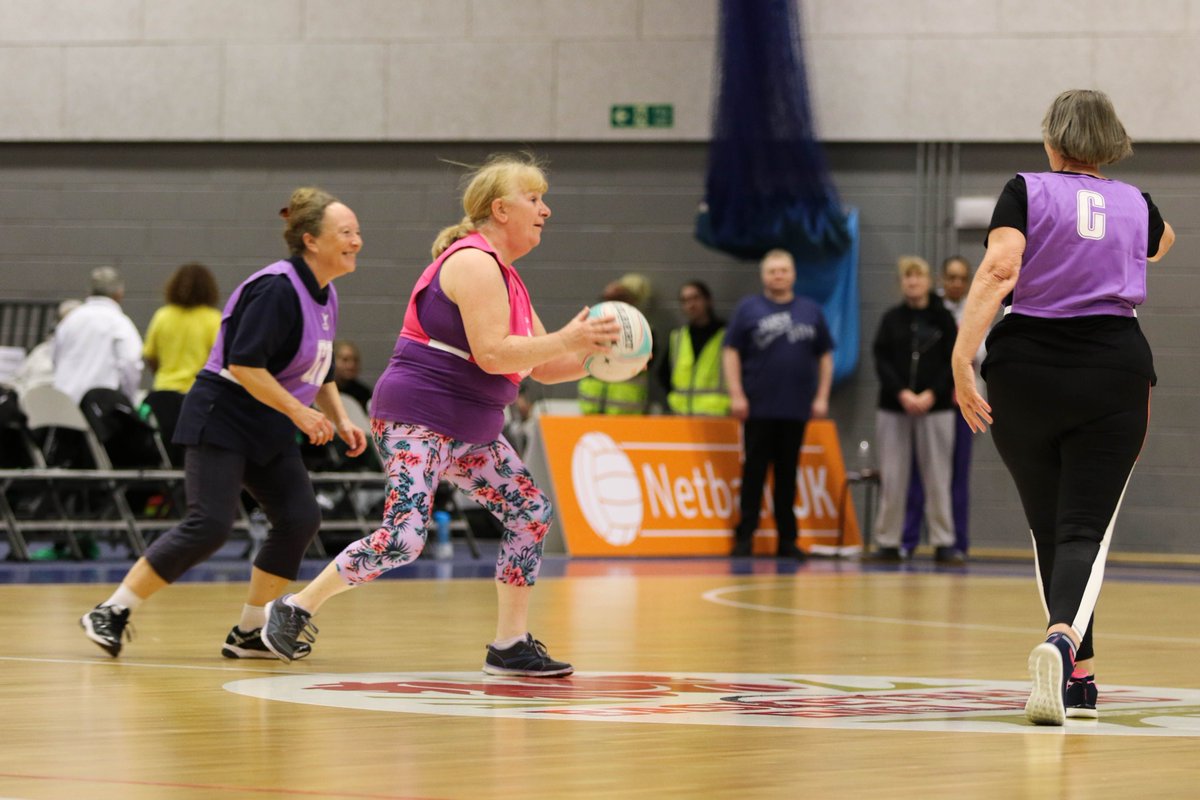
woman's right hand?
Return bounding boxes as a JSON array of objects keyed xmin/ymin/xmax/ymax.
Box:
[
  {"xmin": 953, "ymin": 357, "xmax": 991, "ymax": 433},
  {"xmin": 560, "ymin": 306, "xmax": 621, "ymax": 356},
  {"xmin": 290, "ymin": 406, "xmax": 335, "ymax": 445}
]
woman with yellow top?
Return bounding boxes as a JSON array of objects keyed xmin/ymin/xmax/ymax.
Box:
[{"xmin": 143, "ymin": 262, "xmax": 221, "ymax": 393}]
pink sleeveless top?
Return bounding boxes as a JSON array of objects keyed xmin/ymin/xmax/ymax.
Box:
[{"xmin": 372, "ymin": 233, "xmax": 535, "ymax": 443}]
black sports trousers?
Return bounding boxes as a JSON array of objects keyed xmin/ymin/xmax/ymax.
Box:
[
  {"xmin": 986, "ymin": 362, "xmax": 1150, "ymax": 661},
  {"xmin": 734, "ymin": 418, "xmax": 807, "ymax": 550},
  {"xmin": 143, "ymin": 443, "xmax": 321, "ymax": 583}
]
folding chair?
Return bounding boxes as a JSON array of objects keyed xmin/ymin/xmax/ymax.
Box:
[
  {"xmin": 81, "ymin": 388, "xmax": 174, "ymax": 470},
  {"xmin": 19, "ymin": 384, "xmax": 148, "ymax": 557},
  {"xmin": 140, "ymin": 390, "xmax": 187, "ymax": 467},
  {"xmin": 81, "ymin": 387, "xmax": 187, "ymax": 535},
  {"xmin": 0, "ymin": 387, "xmax": 48, "ymax": 560}
]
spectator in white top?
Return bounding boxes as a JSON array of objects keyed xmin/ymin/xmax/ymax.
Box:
[
  {"xmin": 6, "ymin": 298, "xmax": 81, "ymax": 395},
  {"xmin": 54, "ymin": 267, "xmax": 144, "ymax": 403}
]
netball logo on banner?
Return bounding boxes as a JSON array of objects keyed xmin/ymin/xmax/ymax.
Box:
[{"xmin": 539, "ymin": 417, "xmax": 861, "ymax": 556}]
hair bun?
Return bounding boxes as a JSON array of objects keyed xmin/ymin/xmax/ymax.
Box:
[{"xmin": 279, "ymin": 207, "xmax": 290, "ymax": 220}]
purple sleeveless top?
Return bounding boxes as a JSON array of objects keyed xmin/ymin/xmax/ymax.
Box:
[
  {"xmin": 373, "ymin": 236, "xmax": 532, "ymax": 443},
  {"xmin": 203, "ymin": 259, "xmax": 338, "ymax": 407},
  {"xmin": 1013, "ymin": 172, "xmax": 1149, "ymax": 318}
]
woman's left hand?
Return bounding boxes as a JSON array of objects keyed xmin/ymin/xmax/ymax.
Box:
[{"xmin": 338, "ymin": 421, "xmax": 368, "ymax": 458}]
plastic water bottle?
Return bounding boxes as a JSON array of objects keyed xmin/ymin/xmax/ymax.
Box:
[
  {"xmin": 433, "ymin": 509, "xmax": 454, "ymax": 560},
  {"xmin": 857, "ymin": 440, "xmax": 874, "ymax": 479}
]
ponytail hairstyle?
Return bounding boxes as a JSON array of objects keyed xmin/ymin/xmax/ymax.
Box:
[
  {"xmin": 431, "ymin": 152, "xmax": 549, "ymax": 258},
  {"xmin": 281, "ymin": 187, "xmax": 340, "ymax": 256}
]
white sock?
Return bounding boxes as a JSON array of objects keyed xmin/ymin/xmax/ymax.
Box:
[
  {"xmin": 492, "ymin": 633, "xmax": 528, "ymax": 650},
  {"xmin": 103, "ymin": 584, "xmax": 144, "ymax": 612},
  {"xmin": 239, "ymin": 604, "xmax": 267, "ymax": 631},
  {"xmin": 283, "ymin": 595, "xmax": 313, "ymax": 614}
]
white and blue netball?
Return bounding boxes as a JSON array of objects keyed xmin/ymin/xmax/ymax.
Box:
[{"xmin": 583, "ymin": 301, "xmax": 653, "ymax": 382}]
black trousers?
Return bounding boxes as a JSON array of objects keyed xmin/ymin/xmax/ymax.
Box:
[
  {"xmin": 734, "ymin": 418, "xmax": 808, "ymax": 549},
  {"xmin": 987, "ymin": 363, "xmax": 1150, "ymax": 661},
  {"xmin": 143, "ymin": 443, "xmax": 321, "ymax": 583}
]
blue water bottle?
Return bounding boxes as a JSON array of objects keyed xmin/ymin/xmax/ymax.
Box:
[{"xmin": 433, "ymin": 509, "xmax": 453, "ymax": 560}]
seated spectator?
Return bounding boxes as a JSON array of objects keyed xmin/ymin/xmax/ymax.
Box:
[
  {"xmin": 54, "ymin": 267, "xmax": 142, "ymax": 404},
  {"xmin": 6, "ymin": 299, "xmax": 80, "ymax": 395},
  {"xmin": 333, "ymin": 340, "xmax": 374, "ymax": 410},
  {"xmin": 502, "ymin": 380, "xmax": 535, "ymax": 456}
]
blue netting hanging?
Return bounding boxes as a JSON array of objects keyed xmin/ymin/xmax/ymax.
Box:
[{"xmin": 697, "ymin": 0, "xmax": 860, "ymax": 381}]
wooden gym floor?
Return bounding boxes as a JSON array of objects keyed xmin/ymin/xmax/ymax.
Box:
[{"xmin": 1, "ymin": 555, "xmax": 1198, "ymax": 799}]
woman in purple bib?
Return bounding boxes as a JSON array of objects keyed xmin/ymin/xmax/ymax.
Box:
[
  {"xmin": 262, "ymin": 154, "xmax": 619, "ymax": 677},
  {"xmin": 952, "ymin": 90, "xmax": 1175, "ymax": 726},
  {"xmin": 81, "ymin": 188, "xmax": 368, "ymax": 660}
]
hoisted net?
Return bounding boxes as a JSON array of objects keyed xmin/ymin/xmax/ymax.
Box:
[{"xmin": 696, "ymin": 0, "xmax": 859, "ymax": 380}]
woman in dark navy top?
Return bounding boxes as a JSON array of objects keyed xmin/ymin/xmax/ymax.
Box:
[
  {"xmin": 952, "ymin": 90, "xmax": 1175, "ymax": 726},
  {"xmin": 81, "ymin": 187, "xmax": 367, "ymax": 661}
]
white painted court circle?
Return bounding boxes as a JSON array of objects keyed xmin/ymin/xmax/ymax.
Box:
[{"xmin": 224, "ymin": 671, "xmax": 1200, "ymax": 736}]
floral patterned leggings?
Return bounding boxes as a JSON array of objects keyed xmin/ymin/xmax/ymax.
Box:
[{"xmin": 333, "ymin": 420, "xmax": 553, "ymax": 586}]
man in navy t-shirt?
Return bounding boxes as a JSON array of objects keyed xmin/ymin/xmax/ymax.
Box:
[{"xmin": 723, "ymin": 249, "xmax": 834, "ymax": 559}]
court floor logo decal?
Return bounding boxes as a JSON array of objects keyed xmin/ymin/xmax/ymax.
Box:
[{"xmin": 224, "ymin": 672, "xmax": 1200, "ymax": 736}]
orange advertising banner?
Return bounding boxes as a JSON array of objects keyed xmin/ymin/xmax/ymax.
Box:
[{"xmin": 536, "ymin": 416, "xmax": 862, "ymax": 556}]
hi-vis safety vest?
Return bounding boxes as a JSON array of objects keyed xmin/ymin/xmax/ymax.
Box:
[
  {"xmin": 667, "ymin": 326, "xmax": 730, "ymax": 416},
  {"xmin": 578, "ymin": 370, "xmax": 649, "ymax": 415}
]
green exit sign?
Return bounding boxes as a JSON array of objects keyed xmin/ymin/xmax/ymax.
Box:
[{"xmin": 610, "ymin": 104, "xmax": 674, "ymax": 129}]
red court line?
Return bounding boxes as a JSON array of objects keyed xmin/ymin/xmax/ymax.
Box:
[{"xmin": 0, "ymin": 772, "xmax": 442, "ymax": 800}]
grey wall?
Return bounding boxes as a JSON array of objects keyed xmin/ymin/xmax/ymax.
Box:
[{"xmin": 1, "ymin": 140, "xmax": 1196, "ymax": 553}]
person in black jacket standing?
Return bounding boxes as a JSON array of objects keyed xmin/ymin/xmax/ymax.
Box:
[{"xmin": 870, "ymin": 256, "xmax": 959, "ymax": 562}]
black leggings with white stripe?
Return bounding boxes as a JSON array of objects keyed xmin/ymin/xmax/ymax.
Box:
[{"xmin": 986, "ymin": 362, "xmax": 1150, "ymax": 662}]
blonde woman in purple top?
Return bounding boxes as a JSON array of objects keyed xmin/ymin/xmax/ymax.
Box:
[
  {"xmin": 953, "ymin": 90, "xmax": 1175, "ymax": 725},
  {"xmin": 263, "ymin": 153, "xmax": 620, "ymax": 677}
]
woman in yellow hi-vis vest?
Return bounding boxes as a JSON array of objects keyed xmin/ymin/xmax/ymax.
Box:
[{"xmin": 661, "ymin": 280, "xmax": 730, "ymax": 416}]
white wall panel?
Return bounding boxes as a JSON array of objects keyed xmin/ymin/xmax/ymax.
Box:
[
  {"xmin": 555, "ymin": 40, "xmax": 712, "ymax": 140},
  {"xmin": 0, "ymin": 0, "xmax": 142, "ymax": 43},
  {"xmin": 472, "ymin": 0, "xmax": 639, "ymax": 39},
  {"xmin": 0, "ymin": 48, "xmax": 62, "ymax": 138},
  {"xmin": 64, "ymin": 46, "xmax": 222, "ymax": 139},
  {"xmin": 224, "ymin": 44, "xmax": 387, "ymax": 140},
  {"xmin": 143, "ymin": 0, "xmax": 303, "ymax": 42},
  {"xmin": 1, "ymin": 0, "xmax": 1200, "ymax": 143},
  {"xmin": 386, "ymin": 42, "xmax": 555, "ymax": 139}
]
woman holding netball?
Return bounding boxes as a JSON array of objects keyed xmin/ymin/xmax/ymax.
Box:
[
  {"xmin": 953, "ymin": 90, "xmax": 1175, "ymax": 725},
  {"xmin": 262, "ymin": 153, "xmax": 619, "ymax": 677}
]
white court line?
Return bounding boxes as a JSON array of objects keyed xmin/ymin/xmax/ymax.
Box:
[
  {"xmin": 0, "ymin": 655, "xmax": 298, "ymax": 673},
  {"xmin": 618, "ymin": 442, "xmax": 826, "ymax": 454},
  {"xmin": 640, "ymin": 529, "xmax": 841, "ymax": 538},
  {"xmin": 618, "ymin": 442, "xmax": 741, "ymax": 451},
  {"xmin": 701, "ymin": 582, "xmax": 1200, "ymax": 645}
]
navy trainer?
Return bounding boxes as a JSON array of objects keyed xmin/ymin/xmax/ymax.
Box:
[
  {"xmin": 1025, "ymin": 632, "xmax": 1076, "ymax": 725},
  {"xmin": 1066, "ymin": 674, "xmax": 1098, "ymax": 719}
]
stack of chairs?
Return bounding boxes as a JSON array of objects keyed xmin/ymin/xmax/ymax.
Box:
[
  {"xmin": 0, "ymin": 384, "xmax": 182, "ymax": 561},
  {"xmin": 1, "ymin": 387, "xmax": 483, "ymax": 563}
]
